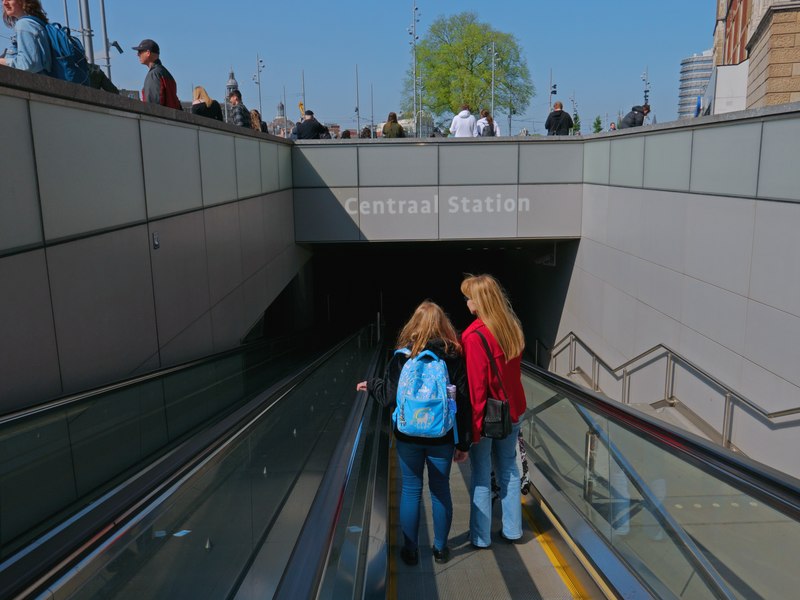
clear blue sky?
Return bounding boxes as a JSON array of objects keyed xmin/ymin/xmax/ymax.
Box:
[{"xmin": 31, "ymin": 0, "xmax": 716, "ymax": 133}]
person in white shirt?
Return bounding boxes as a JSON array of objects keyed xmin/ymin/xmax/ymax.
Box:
[
  {"xmin": 450, "ymin": 104, "xmax": 477, "ymax": 137},
  {"xmin": 476, "ymin": 109, "xmax": 500, "ymax": 137}
]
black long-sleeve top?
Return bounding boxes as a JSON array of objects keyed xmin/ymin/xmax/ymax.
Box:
[{"xmin": 366, "ymin": 339, "xmax": 472, "ymax": 451}]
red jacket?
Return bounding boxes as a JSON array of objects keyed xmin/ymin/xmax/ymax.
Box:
[{"xmin": 462, "ymin": 319, "xmax": 527, "ymax": 443}]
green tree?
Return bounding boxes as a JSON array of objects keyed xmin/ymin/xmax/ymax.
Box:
[
  {"xmin": 405, "ymin": 12, "xmax": 533, "ymax": 121},
  {"xmin": 572, "ymin": 112, "xmax": 581, "ymax": 134},
  {"xmin": 592, "ymin": 115, "xmax": 603, "ymax": 133}
]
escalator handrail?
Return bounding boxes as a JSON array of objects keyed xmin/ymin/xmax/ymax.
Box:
[
  {"xmin": 3, "ymin": 333, "xmax": 359, "ymax": 600},
  {"xmin": 272, "ymin": 343, "xmax": 384, "ymax": 600},
  {"xmin": 0, "ymin": 333, "xmax": 303, "ymax": 427},
  {"xmin": 522, "ymin": 361, "xmax": 800, "ymax": 519}
]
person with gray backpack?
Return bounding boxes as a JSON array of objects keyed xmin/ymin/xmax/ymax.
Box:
[
  {"xmin": 477, "ymin": 109, "xmax": 500, "ymax": 137},
  {"xmin": 357, "ymin": 301, "xmax": 472, "ymax": 566}
]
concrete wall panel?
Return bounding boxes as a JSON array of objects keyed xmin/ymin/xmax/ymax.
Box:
[
  {"xmin": 583, "ymin": 140, "xmax": 610, "ymax": 184},
  {"xmin": 519, "ymin": 143, "xmax": 583, "ymax": 184},
  {"xmin": 643, "ymin": 131, "xmax": 692, "ymax": 191},
  {"xmin": 141, "ymin": 120, "xmax": 202, "ymax": 218},
  {"xmin": 31, "ymin": 102, "xmax": 146, "ymax": 240},
  {"xmin": 758, "ymin": 119, "xmax": 800, "ymax": 201},
  {"xmin": 609, "ymin": 136, "xmax": 644, "ymax": 188},
  {"xmin": 750, "ymin": 200, "xmax": 800, "ymax": 317},
  {"xmin": 439, "ymin": 144, "xmax": 518, "ymax": 185},
  {"xmin": 293, "ymin": 146, "xmax": 357, "ymax": 188},
  {"xmin": 0, "ymin": 250, "xmax": 61, "ymax": 409},
  {"xmin": 278, "ymin": 144, "xmax": 292, "ymax": 190},
  {"xmin": 0, "ymin": 95, "xmax": 41, "ymax": 252},
  {"xmin": 357, "ymin": 187, "xmax": 438, "ymax": 240},
  {"xmin": 358, "ymin": 145, "xmax": 438, "ymax": 187},
  {"xmin": 517, "ymin": 184, "xmax": 582, "ymax": 237},
  {"xmin": 199, "ymin": 131, "xmax": 237, "ymax": 206},
  {"xmin": 438, "ymin": 185, "xmax": 518, "ymax": 239},
  {"xmin": 47, "ymin": 225, "xmax": 158, "ymax": 392},
  {"xmin": 260, "ymin": 142, "xmax": 280, "ymax": 193},
  {"xmin": 690, "ymin": 123, "xmax": 761, "ymax": 196},
  {"xmin": 204, "ymin": 202, "xmax": 243, "ymax": 305},
  {"xmin": 294, "ymin": 188, "xmax": 360, "ymax": 241},
  {"xmin": 236, "ymin": 137, "xmax": 262, "ymax": 199}
]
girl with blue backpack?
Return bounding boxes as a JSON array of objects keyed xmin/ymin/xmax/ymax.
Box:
[{"xmin": 357, "ymin": 301, "xmax": 472, "ymax": 566}]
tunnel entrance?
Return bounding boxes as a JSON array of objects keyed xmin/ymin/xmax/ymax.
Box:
[{"xmin": 305, "ymin": 239, "xmax": 579, "ymax": 358}]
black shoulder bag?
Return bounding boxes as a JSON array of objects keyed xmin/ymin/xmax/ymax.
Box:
[{"xmin": 474, "ymin": 331, "xmax": 513, "ymax": 439}]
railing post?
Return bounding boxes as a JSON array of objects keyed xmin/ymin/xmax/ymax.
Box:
[
  {"xmin": 583, "ymin": 431, "xmax": 598, "ymax": 502},
  {"xmin": 722, "ymin": 393, "xmax": 733, "ymax": 449},
  {"xmin": 592, "ymin": 356, "xmax": 599, "ymax": 391},
  {"xmin": 664, "ymin": 354, "xmax": 676, "ymax": 406},
  {"xmin": 622, "ymin": 368, "xmax": 629, "ymax": 404},
  {"xmin": 569, "ymin": 334, "xmax": 576, "ymax": 374}
]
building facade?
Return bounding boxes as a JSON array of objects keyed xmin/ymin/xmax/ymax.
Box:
[{"xmin": 678, "ymin": 50, "xmax": 714, "ymax": 118}]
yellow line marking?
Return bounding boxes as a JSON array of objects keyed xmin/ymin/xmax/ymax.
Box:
[{"xmin": 523, "ymin": 502, "xmax": 592, "ymax": 599}]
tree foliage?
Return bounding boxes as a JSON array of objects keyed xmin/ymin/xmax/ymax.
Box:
[
  {"xmin": 404, "ymin": 12, "xmax": 533, "ymax": 120},
  {"xmin": 592, "ymin": 115, "xmax": 603, "ymax": 133},
  {"xmin": 572, "ymin": 112, "xmax": 581, "ymax": 134}
]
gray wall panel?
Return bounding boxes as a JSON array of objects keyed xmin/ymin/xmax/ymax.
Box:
[
  {"xmin": 260, "ymin": 142, "xmax": 280, "ymax": 193},
  {"xmin": 758, "ymin": 119, "xmax": 800, "ymax": 201},
  {"xmin": 199, "ymin": 131, "xmax": 237, "ymax": 206},
  {"xmin": 47, "ymin": 226, "xmax": 158, "ymax": 392},
  {"xmin": 239, "ymin": 196, "xmax": 266, "ymax": 278},
  {"xmin": 148, "ymin": 212, "xmax": 212, "ymax": 346},
  {"xmin": 358, "ymin": 146, "xmax": 438, "ymax": 187},
  {"xmin": 643, "ymin": 131, "xmax": 692, "ymax": 191},
  {"xmin": 439, "ymin": 185, "xmax": 518, "ymax": 239},
  {"xmin": 517, "ymin": 184, "xmax": 582, "ymax": 237},
  {"xmin": 242, "ymin": 268, "xmax": 268, "ymax": 327},
  {"xmin": 609, "ymin": 137, "xmax": 645, "ymax": 188},
  {"xmin": 439, "ymin": 144, "xmax": 518, "ymax": 185},
  {"xmin": 519, "ymin": 143, "xmax": 583, "ymax": 183},
  {"xmin": 278, "ymin": 144, "xmax": 292, "ymax": 190},
  {"xmin": 236, "ymin": 137, "xmax": 262, "ymax": 198},
  {"xmin": 211, "ymin": 287, "xmax": 246, "ymax": 351},
  {"xmin": 583, "ymin": 140, "xmax": 610, "ymax": 184},
  {"xmin": 293, "ymin": 146, "xmax": 358, "ymax": 188},
  {"xmin": 690, "ymin": 123, "xmax": 761, "ymax": 196},
  {"xmin": 141, "ymin": 120, "xmax": 202, "ymax": 218},
  {"xmin": 0, "ymin": 250, "xmax": 61, "ymax": 409},
  {"xmin": 158, "ymin": 314, "xmax": 214, "ymax": 367},
  {"xmin": 0, "ymin": 96, "xmax": 41, "ymax": 252},
  {"xmin": 31, "ymin": 102, "xmax": 146, "ymax": 240},
  {"xmin": 294, "ymin": 188, "xmax": 360, "ymax": 241},
  {"xmin": 358, "ymin": 187, "xmax": 439, "ymax": 240},
  {"xmin": 204, "ymin": 202, "xmax": 243, "ymax": 305}
]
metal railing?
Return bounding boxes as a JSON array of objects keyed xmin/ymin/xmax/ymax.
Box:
[{"xmin": 540, "ymin": 332, "xmax": 800, "ymax": 449}]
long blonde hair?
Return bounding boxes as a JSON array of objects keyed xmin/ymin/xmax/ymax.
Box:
[
  {"xmin": 461, "ymin": 274, "xmax": 525, "ymax": 359},
  {"xmin": 396, "ymin": 301, "xmax": 461, "ymax": 357},
  {"xmin": 193, "ymin": 86, "xmax": 212, "ymax": 107}
]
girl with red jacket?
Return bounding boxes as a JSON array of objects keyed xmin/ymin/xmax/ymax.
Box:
[{"xmin": 461, "ymin": 274, "xmax": 527, "ymax": 548}]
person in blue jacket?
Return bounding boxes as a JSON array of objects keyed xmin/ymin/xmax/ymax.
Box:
[{"xmin": 0, "ymin": 0, "xmax": 51, "ymax": 74}]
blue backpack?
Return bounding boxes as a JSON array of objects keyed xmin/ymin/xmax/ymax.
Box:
[
  {"xmin": 22, "ymin": 16, "xmax": 90, "ymax": 86},
  {"xmin": 393, "ymin": 348, "xmax": 456, "ymax": 440}
]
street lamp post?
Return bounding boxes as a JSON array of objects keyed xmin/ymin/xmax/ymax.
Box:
[
  {"xmin": 408, "ymin": 2, "xmax": 421, "ymax": 137},
  {"xmin": 490, "ymin": 41, "xmax": 497, "ymax": 116},
  {"xmin": 253, "ymin": 55, "xmax": 265, "ymax": 116}
]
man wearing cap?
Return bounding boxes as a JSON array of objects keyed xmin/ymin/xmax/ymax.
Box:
[
  {"xmin": 296, "ymin": 110, "xmax": 329, "ymax": 140},
  {"xmin": 132, "ymin": 39, "xmax": 181, "ymax": 109}
]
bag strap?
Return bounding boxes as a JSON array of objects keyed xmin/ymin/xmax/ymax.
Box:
[{"xmin": 473, "ymin": 330, "xmax": 509, "ymax": 402}]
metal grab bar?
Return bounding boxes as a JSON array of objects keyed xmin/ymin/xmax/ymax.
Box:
[{"xmin": 540, "ymin": 331, "xmax": 800, "ymax": 449}]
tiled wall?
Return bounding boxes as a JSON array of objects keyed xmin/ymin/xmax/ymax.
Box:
[
  {"xmin": 566, "ymin": 112, "xmax": 800, "ymax": 476},
  {"xmin": 0, "ymin": 92, "xmax": 304, "ymax": 410}
]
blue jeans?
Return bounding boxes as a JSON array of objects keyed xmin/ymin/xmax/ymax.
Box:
[
  {"xmin": 469, "ymin": 422, "xmax": 522, "ymax": 546},
  {"xmin": 395, "ymin": 440, "xmax": 454, "ymax": 551}
]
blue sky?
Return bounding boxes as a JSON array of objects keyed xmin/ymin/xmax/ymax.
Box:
[{"xmin": 26, "ymin": 1, "xmax": 716, "ymax": 133}]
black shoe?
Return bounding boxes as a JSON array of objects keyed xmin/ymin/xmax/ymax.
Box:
[
  {"xmin": 400, "ymin": 547, "xmax": 419, "ymax": 566},
  {"xmin": 499, "ymin": 531, "xmax": 522, "ymax": 543},
  {"xmin": 432, "ymin": 546, "xmax": 450, "ymax": 563},
  {"xmin": 471, "ymin": 542, "xmax": 490, "ymax": 550}
]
